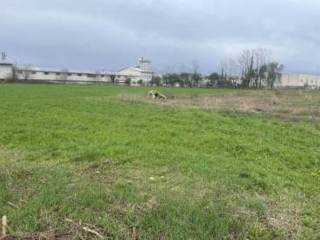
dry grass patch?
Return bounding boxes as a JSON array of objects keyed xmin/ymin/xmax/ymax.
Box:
[{"xmin": 118, "ymin": 90, "xmax": 320, "ymax": 122}]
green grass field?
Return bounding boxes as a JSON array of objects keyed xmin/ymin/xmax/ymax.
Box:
[{"xmin": 0, "ymin": 84, "xmax": 319, "ymax": 239}]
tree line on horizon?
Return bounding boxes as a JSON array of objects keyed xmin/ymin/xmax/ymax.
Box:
[{"xmin": 151, "ymin": 48, "xmax": 284, "ymax": 89}]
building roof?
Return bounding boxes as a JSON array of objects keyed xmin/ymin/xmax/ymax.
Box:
[
  {"xmin": 16, "ymin": 65, "xmax": 114, "ymax": 75},
  {"xmin": 117, "ymin": 66, "xmax": 153, "ymax": 74},
  {"xmin": 0, "ymin": 62, "xmax": 13, "ymax": 66}
]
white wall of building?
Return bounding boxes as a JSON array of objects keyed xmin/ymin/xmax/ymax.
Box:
[
  {"xmin": 116, "ymin": 67, "xmax": 152, "ymax": 84},
  {"xmin": 278, "ymin": 74, "xmax": 320, "ymax": 88},
  {"xmin": 0, "ymin": 64, "xmax": 13, "ymax": 80},
  {"xmin": 1, "ymin": 58, "xmax": 154, "ymax": 85},
  {"xmin": 16, "ymin": 70, "xmax": 112, "ymax": 83}
]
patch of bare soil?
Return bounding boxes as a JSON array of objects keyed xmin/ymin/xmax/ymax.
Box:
[
  {"xmin": 6, "ymin": 219, "xmax": 106, "ymax": 240},
  {"xmin": 0, "ymin": 147, "xmax": 21, "ymax": 162},
  {"xmin": 234, "ymin": 193, "xmax": 303, "ymax": 239},
  {"xmin": 264, "ymin": 194, "xmax": 303, "ymax": 239},
  {"xmin": 7, "ymin": 232, "xmax": 73, "ymax": 240},
  {"xmin": 118, "ymin": 91, "xmax": 320, "ymax": 122}
]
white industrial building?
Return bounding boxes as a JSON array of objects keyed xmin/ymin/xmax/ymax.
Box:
[
  {"xmin": 0, "ymin": 58, "xmax": 154, "ymax": 84},
  {"xmin": 18, "ymin": 68, "xmax": 112, "ymax": 84},
  {"xmin": 0, "ymin": 63, "xmax": 113, "ymax": 83},
  {"xmin": 276, "ymin": 74, "xmax": 320, "ymax": 89},
  {"xmin": 115, "ymin": 58, "xmax": 153, "ymax": 85},
  {"xmin": 0, "ymin": 63, "xmax": 13, "ymax": 80}
]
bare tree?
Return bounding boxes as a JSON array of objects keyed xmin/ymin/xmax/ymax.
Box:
[
  {"xmin": 218, "ymin": 58, "xmax": 239, "ymax": 85},
  {"xmin": 265, "ymin": 62, "xmax": 284, "ymax": 89},
  {"xmin": 253, "ymin": 48, "xmax": 272, "ymax": 88},
  {"xmin": 162, "ymin": 65, "xmax": 175, "ymax": 87},
  {"xmin": 237, "ymin": 48, "xmax": 273, "ymax": 88},
  {"xmin": 110, "ymin": 74, "xmax": 117, "ymax": 84},
  {"xmin": 217, "ymin": 61, "xmax": 226, "ymax": 84},
  {"xmin": 61, "ymin": 68, "xmax": 69, "ymax": 84},
  {"xmin": 1, "ymin": 52, "xmax": 7, "ymax": 62},
  {"xmin": 95, "ymin": 70, "xmax": 101, "ymax": 82},
  {"xmin": 21, "ymin": 64, "xmax": 32, "ymax": 81},
  {"xmin": 5, "ymin": 64, "xmax": 18, "ymax": 82},
  {"xmin": 12, "ymin": 65, "xmax": 18, "ymax": 81},
  {"xmin": 238, "ymin": 49, "xmax": 255, "ymax": 87},
  {"xmin": 151, "ymin": 75, "xmax": 161, "ymax": 86},
  {"xmin": 191, "ymin": 61, "xmax": 201, "ymax": 87},
  {"xmin": 125, "ymin": 77, "xmax": 132, "ymax": 86},
  {"xmin": 219, "ymin": 59, "xmax": 235, "ymax": 76}
]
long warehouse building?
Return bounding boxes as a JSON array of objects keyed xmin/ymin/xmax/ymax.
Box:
[{"xmin": 0, "ymin": 58, "xmax": 153, "ymax": 84}]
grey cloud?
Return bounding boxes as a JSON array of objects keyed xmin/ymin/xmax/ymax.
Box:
[{"xmin": 1, "ymin": 0, "xmax": 320, "ymax": 74}]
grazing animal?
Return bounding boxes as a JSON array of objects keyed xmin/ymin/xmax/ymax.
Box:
[
  {"xmin": 148, "ymin": 90, "xmax": 167, "ymax": 100},
  {"xmin": 148, "ymin": 90, "xmax": 156, "ymax": 99}
]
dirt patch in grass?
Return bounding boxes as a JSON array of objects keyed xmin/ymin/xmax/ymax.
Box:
[
  {"xmin": 0, "ymin": 147, "xmax": 21, "ymax": 162},
  {"xmin": 7, "ymin": 219, "xmax": 107, "ymax": 240},
  {"xmin": 265, "ymin": 198, "xmax": 303, "ymax": 239},
  {"xmin": 8, "ymin": 232, "xmax": 73, "ymax": 240},
  {"xmin": 266, "ymin": 199, "xmax": 302, "ymax": 238},
  {"xmin": 235, "ymin": 192, "xmax": 304, "ymax": 239},
  {"xmin": 118, "ymin": 90, "xmax": 320, "ymax": 122}
]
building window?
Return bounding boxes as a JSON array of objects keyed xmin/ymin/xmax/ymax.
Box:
[
  {"xmin": 44, "ymin": 72, "xmax": 49, "ymax": 75},
  {"xmin": 56, "ymin": 72, "xmax": 61, "ymax": 76},
  {"xmin": 32, "ymin": 71, "xmax": 36, "ymax": 74},
  {"xmin": 68, "ymin": 73, "xmax": 72, "ymax": 76},
  {"xmin": 77, "ymin": 73, "xmax": 82, "ymax": 77},
  {"xmin": 87, "ymin": 74, "xmax": 96, "ymax": 78}
]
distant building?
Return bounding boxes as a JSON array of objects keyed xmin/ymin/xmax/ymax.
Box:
[
  {"xmin": 0, "ymin": 63, "xmax": 13, "ymax": 80},
  {"xmin": 277, "ymin": 74, "xmax": 320, "ymax": 89},
  {"xmin": 0, "ymin": 63, "xmax": 113, "ymax": 83},
  {"xmin": 0, "ymin": 58, "xmax": 154, "ymax": 85},
  {"xmin": 115, "ymin": 57, "xmax": 153, "ymax": 85}
]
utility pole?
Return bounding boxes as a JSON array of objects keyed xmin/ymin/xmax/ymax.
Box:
[{"xmin": 1, "ymin": 52, "xmax": 7, "ymax": 62}]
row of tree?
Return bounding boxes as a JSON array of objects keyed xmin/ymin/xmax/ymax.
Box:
[
  {"xmin": 215, "ymin": 48, "xmax": 284, "ymax": 89},
  {"xmin": 155, "ymin": 48, "xmax": 284, "ymax": 89},
  {"xmin": 236, "ymin": 48, "xmax": 284, "ymax": 89},
  {"xmin": 150, "ymin": 72, "xmax": 235, "ymax": 88}
]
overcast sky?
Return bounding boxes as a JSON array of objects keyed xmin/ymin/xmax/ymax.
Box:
[{"xmin": 1, "ymin": 0, "xmax": 320, "ymax": 74}]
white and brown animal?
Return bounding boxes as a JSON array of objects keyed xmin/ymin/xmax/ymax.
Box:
[{"xmin": 148, "ymin": 90, "xmax": 167, "ymax": 100}]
